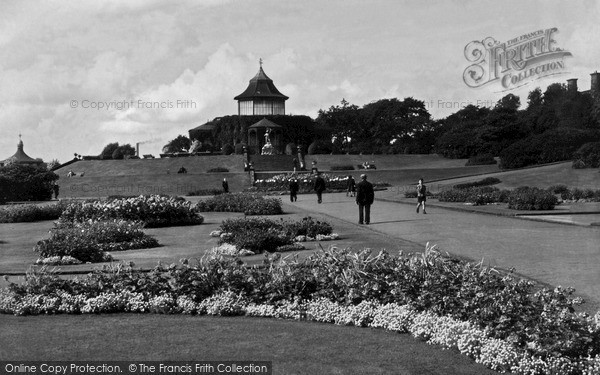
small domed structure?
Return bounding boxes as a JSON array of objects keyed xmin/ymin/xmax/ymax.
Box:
[{"xmin": 1, "ymin": 135, "xmax": 44, "ymax": 167}]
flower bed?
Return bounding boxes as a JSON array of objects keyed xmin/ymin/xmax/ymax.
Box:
[
  {"xmin": 195, "ymin": 193, "xmax": 282, "ymax": 215},
  {"xmin": 216, "ymin": 216, "xmax": 334, "ymax": 253},
  {"xmin": 251, "ymin": 173, "xmax": 389, "ymax": 193},
  {"xmin": 34, "ymin": 220, "xmax": 159, "ymax": 263},
  {"xmin": 437, "ymin": 186, "xmax": 510, "ymax": 206},
  {"xmin": 508, "ymin": 187, "xmax": 559, "ymax": 210},
  {"xmin": 1, "ymin": 246, "xmax": 599, "ymax": 374},
  {"xmin": 557, "ymin": 187, "xmax": 600, "ymax": 202},
  {"xmin": 187, "ymin": 188, "xmax": 224, "ymax": 196},
  {"xmin": 207, "ymin": 167, "xmax": 229, "ymax": 173},
  {"xmin": 0, "ymin": 201, "xmax": 68, "ymax": 223},
  {"xmin": 59, "ymin": 195, "xmax": 203, "ymax": 228},
  {"xmin": 453, "ymin": 177, "xmax": 501, "ymax": 190}
]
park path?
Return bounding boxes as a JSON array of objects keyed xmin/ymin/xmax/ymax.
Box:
[{"xmin": 287, "ymin": 192, "xmax": 600, "ymax": 312}]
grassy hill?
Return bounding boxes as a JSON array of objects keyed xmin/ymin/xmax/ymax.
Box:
[
  {"xmin": 432, "ymin": 162, "xmax": 599, "ymax": 190},
  {"xmin": 53, "ymin": 154, "xmax": 595, "ymax": 199},
  {"xmin": 54, "ymin": 155, "xmax": 248, "ymax": 198}
]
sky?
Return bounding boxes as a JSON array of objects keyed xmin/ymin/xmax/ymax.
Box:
[{"xmin": 1, "ymin": 0, "xmax": 599, "ymax": 163}]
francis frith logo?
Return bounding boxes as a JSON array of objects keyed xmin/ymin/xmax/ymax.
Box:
[{"xmin": 463, "ymin": 27, "xmax": 572, "ymax": 91}]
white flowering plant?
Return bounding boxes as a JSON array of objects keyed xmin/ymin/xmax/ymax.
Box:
[
  {"xmin": 1, "ymin": 246, "xmax": 600, "ymax": 374},
  {"xmin": 59, "ymin": 195, "xmax": 204, "ymax": 228}
]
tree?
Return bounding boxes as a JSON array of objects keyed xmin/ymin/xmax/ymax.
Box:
[
  {"xmin": 316, "ymin": 99, "xmax": 361, "ymax": 150},
  {"xmin": 100, "ymin": 143, "xmax": 120, "ymax": 159},
  {"xmin": 0, "ymin": 164, "xmax": 58, "ymax": 202},
  {"xmin": 361, "ymin": 97, "xmax": 431, "ymax": 147},
  {"xmin": 494, "ymin": 93, "xmax": 520, "ymax": 112},
  {"xmin": 162, "ymin": 135, "xmax": 191, "ymax": 153},
  {"xmin": 112, "ymin": 144, "xmax": 135, "ymax": 160}
]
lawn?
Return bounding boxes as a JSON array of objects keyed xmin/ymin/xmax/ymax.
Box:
[{"xmin": 0, "ymin": 314, "xmax": 497, "ymax": 375}]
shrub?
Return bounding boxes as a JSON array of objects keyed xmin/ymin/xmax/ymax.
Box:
[
  {"xmin": 567, "ymin": 188, "xmax": 600, "ymax": 201},
  {"xmin": 221, "ymin": 144, "xmax": 234, "ymax": 155},
  {"xmin": 465, "ymin": 154, "xmax": 497, "ymax": 166},
  {"xmin": 572, "ymin": 159, "xmax": 586, "ymax": 169},
  {"xmin": 453, "ymin": 177, "xmax": 501, "ymax": 190},
  {"xmin": 234, "ymin": 143, "xmax": 247, "ymax": 155},
  {"xmin": 187, "ymin": 189, "xmax": 224, "ymax": 196},
  {"xmin": 220, "ymin": 218, "xmax": 291, "ymax": 253},
  {"xmin": 548, "ymin": 184, "xmax": 570, "ymax": 195},
  {"xmin": 573, "ymin": 142, "xmax": 600, "ymax": 168},
  {"xmin": 59, "ymin": 195, "xmax": 203, "ymax": 228},
  {"xmin": 0, "ymin": 201, "xmax": 68, "ymax": 223},
  {"xmin": 507, "ymin": 187, "xmax": 558, "ymax": 210},
  {"xmin": 219, "ymin": 216, "xmax": 333, "ymax": 253},
  {"xmin": 283, "ymin": 216, "xmax": 333, "ymax": 238},
  {"xmin": 196, "ymin": 193, "xmax": 282, "ymax": 215},
  {"xmin": 499, "ymin": 128, "xmax": 600, "ymax": 169},
  {"xmin": 307, "ymin": 140, "xmax": 332, "ymax": 155},
  {"xmin": 207, "ymin": 167, "xmax": 229, "ymax": 173},
  {"xmin": 330, "ymin": 165, "xmax": 354, "ymax": 171},
  {"xmin": 438, "ymin": 186, "xmax": 509, "ymax": 205},
  {"xmin": 34, "ymin": 220, "xmax": 159, "ymax": 263},
  {"xmin": 0, "ymin": 164, "xmax": 58, "ymax": 202}
]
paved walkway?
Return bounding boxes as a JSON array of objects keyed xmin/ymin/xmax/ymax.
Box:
[{"xmin": 287, "ymin": 192, "xmax": 600, "ymax": 313}]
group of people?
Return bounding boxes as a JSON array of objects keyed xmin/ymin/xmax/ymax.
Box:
[
  {"xmin": 66, "ymin": 170, "xmax": 84, "ymax": 177},
  {"xmin": 289, "ymin": 174, "xmax": 428, "ymax": 224}
]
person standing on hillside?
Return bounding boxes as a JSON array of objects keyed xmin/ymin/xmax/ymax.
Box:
[
  {"xmin": 222, "ymin": 178, "xmax": 229, "ymax": 193},
  {"xmin": 289, "ymin": 177, "xmax": 299, "ymax": 202},
  {"xmin": 313, "ymin": 172, "xmax": 326, "ymax": 204},
  {"xmin": 416, "ymin": 178, "xmax": 427, "ymax": 214},
  {"xmin": 53, "ymin": 181, "xmax": 60, "ymax": 200},
  {"xmin": 356, "ymin": 174, "xmax": 374, "ymax": 225}
]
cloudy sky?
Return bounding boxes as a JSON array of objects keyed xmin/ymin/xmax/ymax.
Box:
[{"xmin": 1, "ymin": 0, "xmax": 599, "ymax": 163}]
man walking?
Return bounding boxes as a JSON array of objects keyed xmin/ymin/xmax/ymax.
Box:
[
  {"xmin": 289, "ymin": 177, "xmax": 299, "ymax": 202},
  {"xmin": 313, "ymin": 172, "xmax": 326, "ymax": 204},
  {"xmin": 416, "ymin": 178, "xmax": 427, "ymax": 214},
  {"xmin": 222, "ymin": 178, "xmax": 229, "ymax": 193},
  {"xmin": 356, "ymin": 174, "xmax": 374, "ymax": 225}
]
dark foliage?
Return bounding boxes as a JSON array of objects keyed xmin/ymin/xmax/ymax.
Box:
[{"xmin": 0, "ymin": 164, "xmax": 58, "ymax": 203}]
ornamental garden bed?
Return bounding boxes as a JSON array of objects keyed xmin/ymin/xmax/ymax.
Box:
[
  {"xmin": 28, "ymin": 195, "xmax": 204, "ymax": 265},
  {"xmin": 195, "ymin": 193, "xmax": 283, "ymax": 215},
  {"xmin": 1, "ymin": 246, "xmax": 598, "ymax": 374},
  {"xmin": 209, "ymin": 216, "xmax": 338, "ymax": 255},
  {"xmin": 250, "ymin": 173, "xmax": 390, "ymax": 194}
]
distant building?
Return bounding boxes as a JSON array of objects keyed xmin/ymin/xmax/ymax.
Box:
[
  {"xmin": 565, "ymin": 71, "xmax": 600, "ymax": 95},
  {"xmin": 1, "ymin": 135, "xmax": 44, "ymax": 167}
]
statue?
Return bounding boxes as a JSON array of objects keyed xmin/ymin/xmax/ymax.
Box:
[
  {"xmin": 261, "ymin": 128, "xmax": 275, "ymax": 155},
  {"xmin": 188, "ymin": 139, "xmax": 201, "ymax": 153}
]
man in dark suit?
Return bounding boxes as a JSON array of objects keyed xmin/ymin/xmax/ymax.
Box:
[
  {"xmin": 289, "ymin": 178, "xmax": 299, "ymax": 202},
  {"xmin": 356, "ymin": 174, "xmax": 374, "ymax": 224},
  {"xmin": 313, "ymin": 172, "xmax": 326, "ymax": 204}
]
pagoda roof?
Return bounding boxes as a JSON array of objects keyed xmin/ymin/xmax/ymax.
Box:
[
  {"xmin": 248, "ymin": 118, "xmax": 282, "ymax": 129},
  {"xmin": 234, "ymin": 66, "xmax": 289, "ymax": 101},
  {"xmin": 2, "ymin": 137, "xmax": 43, "ymax": 165}
]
